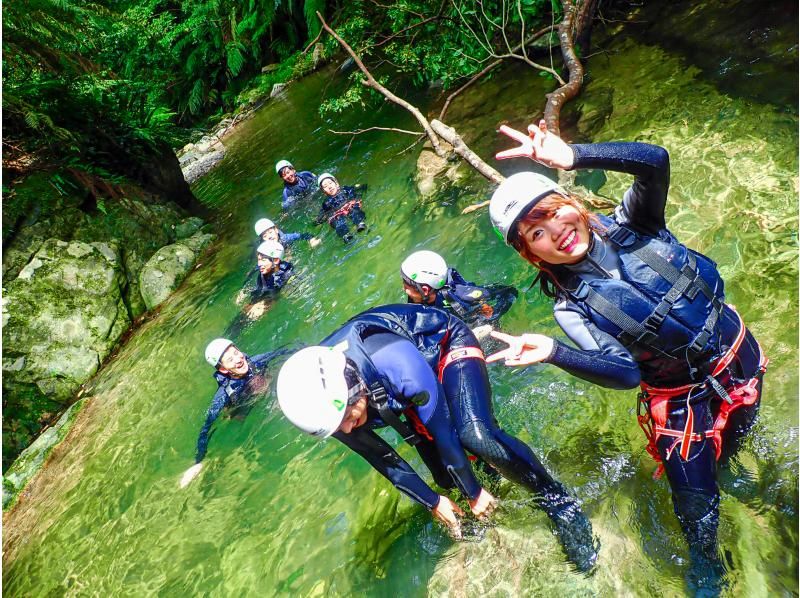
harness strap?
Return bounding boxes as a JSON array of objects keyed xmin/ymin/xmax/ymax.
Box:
[
  {"xmin": 437, "ymin": 346, "xmax": 485, "ymax": 381},
  {"xmin": 369, "ymin": 382, "xmax": 422, "ymax": 446},
  {"xmin": 637, "ymin": 309, "xmax": 767, "ymax": 476},
  {"xmin": 403, "ymin": 408, "xmax": 434, "ymax": 442},
  {"xmin": 328, "ymin": 200, "xmax": 362, "ymax": 224}
]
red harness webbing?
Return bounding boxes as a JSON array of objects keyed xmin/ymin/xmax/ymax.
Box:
[
  {"xmin": 437, "ymin": 346, "xmax": 485, "ymax": 382},
  {"xmin": 403, "ymin": 408, "xmax": 434, "ymax": 441},
  {"xmin": 637, "ymin": 307, "xmax": 768, "ymax": 479},
  {"xmin": 327, "ymin": 200, "xmax": 362, "ymax": 225}
]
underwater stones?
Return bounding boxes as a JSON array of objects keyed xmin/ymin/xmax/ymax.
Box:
[
  {"xmin": 415, "ymin": 140, "xmax": 463, "ymax": 197},
  {"xmin": 3, "ymin": 240, "xmax": 130, "ymax": 405},
  {"xmin": 138, "ymin": 232, "xmax": 215, "ymax": 310}
]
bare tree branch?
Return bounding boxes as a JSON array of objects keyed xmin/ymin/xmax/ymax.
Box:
[
  {"xmin": 302, "ymin": 29, "xmax": 323, "ymax": 54},
  {"xmin": 430, "ymin": 119, "xmax": 503, "ymax": 183},
  {"xmin": 329, "ymin": 127, "xmax": 422, "ymax": 136},
  {"xmin": 317, "ymin": 11, "xmax": 448, "ymax": 157}
]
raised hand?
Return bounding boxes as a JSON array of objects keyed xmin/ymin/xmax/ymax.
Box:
[
  {"xmin": 495, "ymin": 119, "xmax": 575, "ymax": 169},
  {"xmin": 432, "ymin": 495, "xmax": 465, "ymax": 540},
  {"xmin": 179, "ymin": 462, "xmax": 203, "ymax": 488},
  {"xmin": 486, "ymin": 331, "xmax": 555, "ymax": 367}
]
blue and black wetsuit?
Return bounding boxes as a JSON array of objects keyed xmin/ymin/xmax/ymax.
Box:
[
  {"xmin": 252, "ymin": 261, "xmax": 293, "ymax": 299},
  {"xmin": 330, "ymin": 333, "xmax": 482, "ymax": 509},
  {"xmin": 194, "ymin": 350, "xmax": 287, "ymax": 463},
  {"xmin": 316, "ymin": 185, "xmax": 366, "ymax": 241},
  {"xmin": 534, "ymin": 141, "xmax": 765, "ymax": 572},
  {"xmin": 282, "ymin": 171, "xmax": 316, "ymax": 210},
  {"xmin": 276, "ymin": 230, "xmax": 312, "ymax": 246},
  {"xmin": 427, "ymin": 268, "xmax": 517, "ymax": 326},
  {"xmin": 322, "ymin": 304, "xmax": 597, "ymax": 570}
]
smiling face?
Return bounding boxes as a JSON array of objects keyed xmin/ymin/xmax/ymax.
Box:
[
  {"xmin": 337, "ymin": 395, "xmax": 368, "ymax": 434},
  {"xmin": 280, "ymin": 167, "xmax": 297, "ymax": 184},
  {"xmin": 258, "ymin": 253, "xmax": 278, "ymax": 274},
  {"xmin": 512, "ymin": 194, "xmax": 592, "ymax": 266},
  {"xmin": 321, "ymin": 178, "xmax": 339, "ymax": 196},
  {"xmin": 261, "ymin": 227, "xmax": 279, "ymax": 242},
  {"xmin": 218, "ymin": 345, "xmax": 249, "ymax": 377}
]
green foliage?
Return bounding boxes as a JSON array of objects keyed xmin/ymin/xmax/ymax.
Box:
[{"xmin": 318, "ymin": 0, "xmax": 557, "ymax": 118}]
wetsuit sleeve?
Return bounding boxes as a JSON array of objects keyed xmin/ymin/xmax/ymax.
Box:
[
  {"xmin": 281, "ymin": 188, "xmax": 294, "ymax": 210},
  {"xmin": 280, "ymin": 232, "xmax": 311, "ymax": 245},
  {"xmin": 195, "ymin": 388, "xmax": 228, "ymax": 463},
  {"xmin": 546, "ymin": 302, "xmax": 642, "ymax": 389},
  {"xmin": 334, "ymin": 428, "xmax": 441, "ymax": 509},
  {"xmin": 570, "ymin": 142, "xmax": 670, "ymax": 237}
]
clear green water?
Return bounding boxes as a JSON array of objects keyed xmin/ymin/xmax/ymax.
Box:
[{"xmin": 4, "ymin": 5, "xmax": 797, "ymax": 596}]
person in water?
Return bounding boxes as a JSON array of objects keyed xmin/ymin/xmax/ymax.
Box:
[
  {"xmin": 400, "ymin": 250, "xmax": 518, "ymax": 328},
  {"xmin": 180, "ymin": 339, "xmax": 288, "ymax": 487},
  {"xmin": 252, "ymin": 240, "xmax": 293, "ymax": 297},
  {"xmin": 254, "ymin": 217, "xmax": 320, "ymax": 249},
  {"xmin": 315, "ymin": 172, "xmax": 367, "ymax": 243},
  {"xmin": 277, "ymin": 303, "xmax": 598, "ymax": 570},
  {"xmin": 276, "ymin": 159, "xmax": 316, "ymax": 210},
  {"xmin": 486, "ymin": 120, "xmax": 767, "ymax": 591}
]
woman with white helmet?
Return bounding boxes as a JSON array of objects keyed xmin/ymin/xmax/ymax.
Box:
[
  {"xmin": 315, "ymin": 172, "xmax": 367, "ymax": 243},
  {"xmin": 486, "ymin": 120, "xmax": 767, "ymax": 591},
  {"xmin": 400, "ymin": 250, "xmax": 518, "ymax": 327},
  {"xmin": 252, "ymin": 239, "xmax": 293, "ymax": 297},
  {"xmin": 179, "ymin": 339, "xmax": 289, "ymax": 488},
  {"xmin": 254, "ymin": 217, "xmax": 320, "ymax": 249},
  {"xmin": 275, "ymin": 159, "xmax": 317, "ymax": 210},
  {"xmin": 277, "ymin": 303, "xmax": 598, "ymax": 569}
]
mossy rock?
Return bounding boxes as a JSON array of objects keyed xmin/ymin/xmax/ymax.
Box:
[{"xmin": 138, "ymin": 243, "xmax": 197, "ymax": 310}]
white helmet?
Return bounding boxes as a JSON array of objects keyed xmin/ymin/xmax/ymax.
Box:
[
  {"xmin": 317, "ymin": 172, "xmax": 336, "ymax": 186},
  {"xmin": 489, "ymin": 172, "xmax": 567, "ymax": 244},
  {"xmin": 205, "ymin": 338, "xmax": 234, "ymax": 367},
  {"xmin": 275, "ymin": 160, "xmax": 293, "ymax": 175},
  {"xmin": 401, "ymin": 250, "xmax": 448, "ymax": 291},
  {"xmin": 277, "ymin": 346, "xmax": 349, "ymax": 438},
  {"xmin": 257, "ymin": 240, "xmax": 284, "ymax": 260},
  {"xmin": 254, "ymin": 218, "xmax": 276, "ymax": 237}
]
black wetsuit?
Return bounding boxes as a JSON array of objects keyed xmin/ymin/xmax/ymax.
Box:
[
  {"xmin": 321, "ymin": 304, "xmax": 597, "ymax": 570},
  {"xmin": 535, "ymin": 141, "xmax": 764, "ymax": 579},
  {"xmin": 194, "ymin": 350, "xmax": 287, "ymax": 463},
  {"xmin": 282, "ymin": 171, "xmax": 316, "ymax": 210},
  {"xmin": 331, "ymin": 333, "xmax": 482, "ymax": 509},
  {"xmin": 252, "ymin": 261, "xmax": 293, "ymax": 299},
  {"xmin": 316, "ymin": 185, "xmax": 366, "ymax": 241}
]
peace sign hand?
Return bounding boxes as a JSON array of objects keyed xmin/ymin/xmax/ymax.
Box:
[
  {"xmin": 495, "ymin": 120, "xmax": 575, "ymax": 169},
  {"xmin": 485, "ymin": 331, "xmax": 555, "ymax": 367}
]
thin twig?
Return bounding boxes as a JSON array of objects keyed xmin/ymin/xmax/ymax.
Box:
[
  {"xmin": 302, "ymin": 29, "xmax": 323, "ymax": 54},
  {"xmin": 329, "ymin": 127, "xmax": 423, "ymax": 136},
  {"xmin": 383, "ymin": 135, "xmax": 427, "ymax": 163}
]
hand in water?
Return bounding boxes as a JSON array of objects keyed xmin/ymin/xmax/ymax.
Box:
[
  {"xmin": 469, "ymin": 488, "xmax": 498, "ymax": 520},
  {"xmin": 234, "ymin": 289, "xmax": 247, "ymax": 305},
  {"xmin": 432, "ymin": 496, "xmax": 464, "ymax": 539},
  {"xmin": 470, "ymin": 324, "xmax": 493, "ymax": 342},
  {"xmin": 496, "ymin": 119, "xmax": 575, "ymax": 169},
  {"xmin": 486, "ymin": 331, "xmax": 555, "ymax": 366},
  {"xmin": 309, "ymin": 237, "xmax": 321, "ymax": 248},
  {"xmin": 179, "ymin": 463, "xmax": 203, "ymax": 488}
]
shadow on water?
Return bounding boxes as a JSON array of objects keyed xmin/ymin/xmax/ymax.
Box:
[{"xmin": 3, "ymin": 0, "xmax": 797, "ymax": 595}]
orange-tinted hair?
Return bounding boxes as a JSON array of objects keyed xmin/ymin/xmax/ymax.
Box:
[{"xmin": 509, "ymin": 193, "xmax": 603, "ymax": 298}]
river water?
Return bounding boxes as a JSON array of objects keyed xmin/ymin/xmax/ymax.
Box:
[{"xmin": 4, "ymin": 2, "xmax": 797, "ymax": 596}]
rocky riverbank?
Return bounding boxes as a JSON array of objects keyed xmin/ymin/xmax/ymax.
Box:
[{"xmin": 2, "ymin": 176, "xmax": 216, "ymax": 501}]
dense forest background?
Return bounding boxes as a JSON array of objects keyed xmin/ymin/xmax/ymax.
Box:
[{"xmin": 3, "ymin": 0, "xmax": 573, "ymax": 217}]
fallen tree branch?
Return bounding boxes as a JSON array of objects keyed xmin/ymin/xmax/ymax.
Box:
[
  {"xmin": 430, "ymin": 119, "xmax": 503, "ymax": 183},
  {"xmin": 329, "ymin": 127, "xmax": 422, "ymax": 136},
  {"xmin": 317, "ymin": 11, "xmax": 448, "ymax": 157}
]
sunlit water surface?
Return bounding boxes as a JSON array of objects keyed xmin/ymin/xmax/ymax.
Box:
[{"xmin": 4, "ymin": 2, "xmax": 797, "ymax": 596}]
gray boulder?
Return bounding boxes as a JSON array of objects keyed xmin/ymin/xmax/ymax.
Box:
[
  {"xmin": 3, "ymin": 239, "xmax": 130, "ymax": 406},
  {"xmin": 138, "ymin": 232, "xmax": 215, "ymax": 310},
  {"xmin": 174, "ymin": 217, "xmax": 205, "ymax": 240},
  {"xmin": 415, "ymin": 140, "xmax": 463, "ymax": 197}
]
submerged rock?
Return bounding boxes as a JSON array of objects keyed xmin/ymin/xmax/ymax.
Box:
[{"xmin": 415, "ymin": 140, "xmax": 464, "ymax": 197}]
